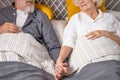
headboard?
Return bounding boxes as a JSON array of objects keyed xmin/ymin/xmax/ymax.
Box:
[{"xmin": 0, "ymin": 0, "xmax": 120, "ymax": 20}]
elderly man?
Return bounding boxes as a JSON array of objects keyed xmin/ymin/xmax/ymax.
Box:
[
  {"xmin": 0, "ymin": 0, "xmax": 60, "ymax": 62},
  {"xmin": 0, "ymin": 0, "xmax": 61, "ymax": 80}
]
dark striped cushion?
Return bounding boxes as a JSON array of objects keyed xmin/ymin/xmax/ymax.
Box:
[
  {"xmin": 36, "ymin": 0, "xmax": 67, "ymax": 20},
  {"xmin": 0, "ymin": 0, "xmax": 13, "ymax": 8},
  {"xmin": 106, "ymin": 0, "xmax": 120, "ymax": 11}
]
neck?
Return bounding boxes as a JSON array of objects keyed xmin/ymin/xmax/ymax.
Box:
[{"xmin": 84, "ymin": 9, "xmax": 99, "ymax": 20}]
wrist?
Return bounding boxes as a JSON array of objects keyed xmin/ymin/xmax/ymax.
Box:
[
  {"xmin": 56, "ymin": 59, "xmax": 63, "ymax": 64},
  {"xmin": 103, "ymin": 30, "xmax": 110, "ymax": 38}
]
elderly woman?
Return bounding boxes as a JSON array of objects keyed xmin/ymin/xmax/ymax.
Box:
[{"xmin": 54, "ymin": 0, "xmax": 120, "ymax": 80}]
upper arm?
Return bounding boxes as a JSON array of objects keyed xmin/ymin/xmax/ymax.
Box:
[
  {"xmin": 112, "ymin": 15, "xmax": 120, "ymax": 37},
  {"xmin": 62, "ymin": 19, "xmax": 77, "ymax": 48},
  {"xmin": 36, "ymin": 11, "xmax": 61, "ymax": 62},
  {"xmin": 40, "ymin": 12, "xmax": 60, "ymax": 48}
]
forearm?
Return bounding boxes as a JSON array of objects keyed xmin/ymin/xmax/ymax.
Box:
[
  {"xmin": 0, "ymin": 26, "xmax": 1, "ymax": 34},
  {"xmin": 49, "ymin": 47, "xmax": 61, "ymax": 63},
  {"xmin": 0, "ymin": 25, "xmax": 4, "ymax": 34},
  {"xmin": 56, "ymin": 46, "xmax": 72, "ymax": 63},
  {"xmin": 106, "ymin": 32, "xmax": 120, "ymax": 45}
]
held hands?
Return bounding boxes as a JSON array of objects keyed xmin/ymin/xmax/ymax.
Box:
[
  {"xmin": 85, "ymin": 30, "xmax": 109, "ymax": 40},
  {"xmin": 0, "ymin": 23, "xmax": 20, "ymax": 34},
  {"xmin": 54, "ymin": 62, "xmax": 69, "ymax": 80}
]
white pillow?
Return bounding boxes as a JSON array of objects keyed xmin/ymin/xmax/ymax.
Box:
[
  {"xmin": 107, "ymin": 10, "xmax": 120, "ymax": 21},
  {"xmin": 51, "ymin": 20, "xmax": 67, "ymax": 44}
]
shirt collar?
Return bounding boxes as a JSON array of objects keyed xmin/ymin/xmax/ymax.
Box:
[
  {"xmin": 96, "ymin": 9, "xmax": 104, "ymax": 20},
  {"xmin": 81, "ymin": 9, "xmax": 104, "ymax": 22}
]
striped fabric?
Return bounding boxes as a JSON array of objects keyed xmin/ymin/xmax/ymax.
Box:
[
  {"xmin": 0, "ymin": 0, "xmax": 120, "ymax": 20},
  {"xmin": 68, "ymin": 37, "xmax": 120, "ymax": 74},
  {"xmin": 106, "ymin": 0, "xmax": 120, "ymax": 11},
  {"xmin": 0, "ymin": 33, "xmax": 55, "ymax": 75},
  {"xmin": 0, "ymin": 0, "xmax": 13, "ymax": 8}
]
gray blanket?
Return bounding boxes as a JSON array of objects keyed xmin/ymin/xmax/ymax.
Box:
[
  {"xmin": 0, "ymin": 61, "xmax": 54, "ymax": 80},
  {"xmin": 1, "ymin": 60, "xmax": 120, "ymax": 80},
  {"xmin": 64, "ymin": 60, "xmax": 120, "ymax": 80}
]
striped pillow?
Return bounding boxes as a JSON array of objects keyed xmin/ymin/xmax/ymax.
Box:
[{"xmin": 106, "ymin": 0, "xmax": 120, "ymax": 11}]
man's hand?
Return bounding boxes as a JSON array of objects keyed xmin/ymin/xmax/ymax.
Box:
[
  {"xmin": 54, "ymin": 62, "xmax": 69, "ymax": 80},
  {"xmin": 0, "ymin": 23, "xmax": 20, "ymax": 34},
  {"xmin": 85, "ymin": 30, "xmax": 109, "ymax": 40}
]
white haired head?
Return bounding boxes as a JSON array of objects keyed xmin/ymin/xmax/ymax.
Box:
[{"xmin": 73, "ymin": 0, "xmax": 103, "ymax": 7}]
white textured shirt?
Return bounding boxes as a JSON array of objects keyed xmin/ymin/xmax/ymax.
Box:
[
  {"xmin": 16, "ymin": 10, "xmax": 28, "ymax": 28},
  {"xmin": 63, "ymin": 10, "xmax": 120, "ymax": 74}
]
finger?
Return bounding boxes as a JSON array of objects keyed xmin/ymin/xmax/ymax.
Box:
[
  {"xmin": 60, "ymin": 63, "xmax": 69, "ymax": 74},
  {"xmin": 87, "ymin": 34, "xmax": 96, "ymax": 40},
  {"xmin": 62, "ymin": 63, "xmax": 68, "ymax": 67},
  {"xmin": 55, "ymin": 63, "xmax": 68, "ymax": 76},
  {"xmin": 55, "ymin": 74, "xmax": 63, "ymax": 80},
  {"xmin": 55, "ymin": 66, "xmax": 65, "ymax": 78},
  {"xmin": 55, "ymin": 71, "xmax": 62, "ymax": 79},
  {"xmin": 10, "ymin": 25, "xmax": 20, "ymax": 31},
  {"xmin": 85, "ymin": 32, "xmax": 94, "ymax": 37},
  {"xmin": 56, "ymin": 66, "xmax": 64, "ymax": 75},
  {"xmin": 59, "ymin": 66, "xmax": 68, "ymax": 74},
  {"xmin": 63, "ymin": 67, "xmax": 69, "ymax": 73},
  {"xmin": 56, "ymin": 64, "xmax": 66, "ymax": 71},
  {"xmin": 55, "ymin": 76, "xmax": 62, "ymax": 80},
  {"xmin": 7, "ymin": 29, "xmax": 13, "ymax": 33},
  {"xmin": 7, "ymin": 23, "xmax": 20, "ymax": 32},
  {"xmin": 56, "ymin": 65, "xmax": 63, "ymax": 71},
  {"xmin": 54, "ymin": 75, "xmax": 59, "ymax": 80},
  {"xmin": 7, "ymin": 28, "xmax": 19, "ymax": 33}
]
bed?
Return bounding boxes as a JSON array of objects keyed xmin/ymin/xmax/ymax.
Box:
[{"xmin": 0, "ymin": 0, "xmax": 120, "ymax": 80}]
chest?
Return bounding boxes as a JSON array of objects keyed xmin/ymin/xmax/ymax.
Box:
[{"xmin": 75, "ymin": 18, "xmax": 115, "ymax": 36}]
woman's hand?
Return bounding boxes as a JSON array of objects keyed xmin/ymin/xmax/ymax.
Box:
[
  {"xmin": 85, "ymin": 30, "xmax": 109, "ymax": 40},
  {"xmin": 0, "ymin": 23, "xmax": 20, "ymax": 34},
  {"xmin": 85, "ymin": 30, "xmax": 120, "ymax": 45},
  {"xmin": 54, "ymin": 62, "xmax": 69, "ymax": 80}
]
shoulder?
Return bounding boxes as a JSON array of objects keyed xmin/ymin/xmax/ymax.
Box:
[
  {"xmin": 70, "ymin": 12, "xmax": 81, "ymax": 20},
  {"xmin": 68, "ymin": 12, "xmax": 83, "ymax": 25},
  {"xmin": 68, "ymin": 12, "xmax": 81, "ymax": 23},
  {"xmin": 33, "ymin": 9, "xmax": 52, "ymax": 27},
  {"xmin": 103, "ymin": 12, "xmax": 120, "ymax": 23},
  {"xmin": 34, "ymin": 8, "xmax": 48, "ymax": 20},
  {"xmin": 103, "ymin": 12, "xmax": 116, "ymax": 19}
]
